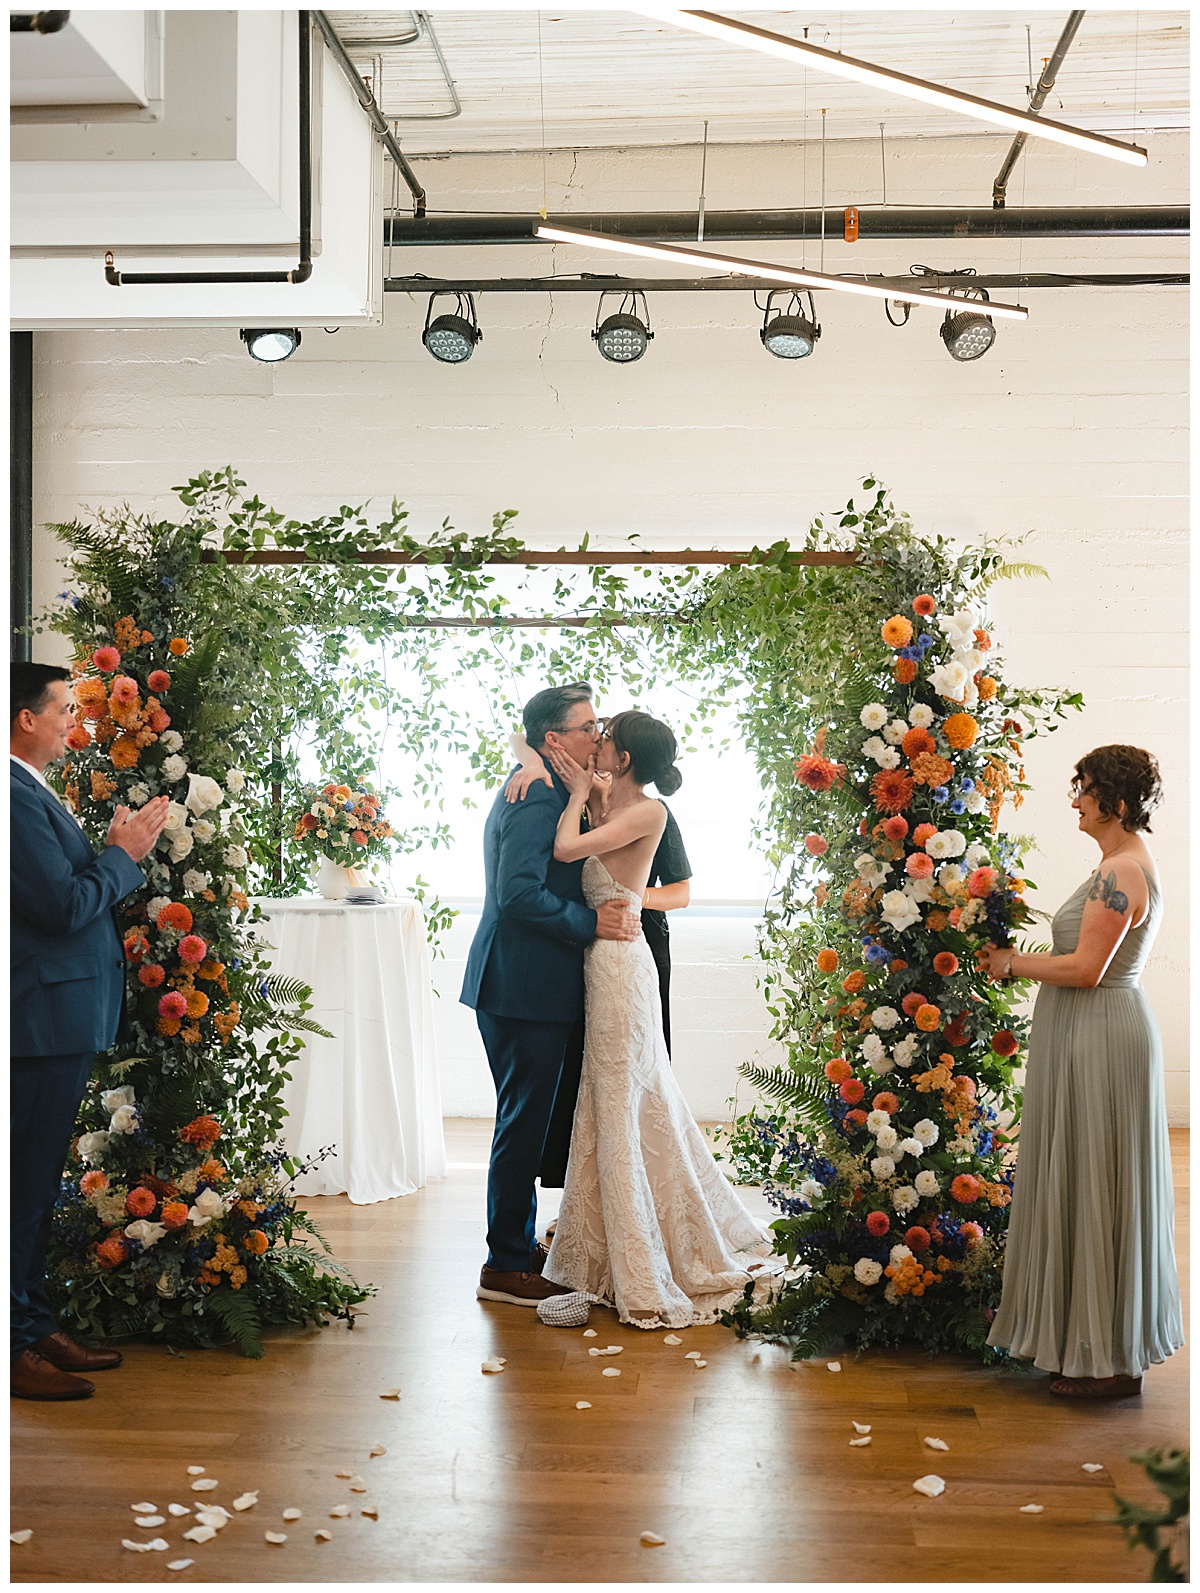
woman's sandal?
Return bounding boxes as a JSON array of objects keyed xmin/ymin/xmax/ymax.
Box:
[{"xmin": 1049, "ymin": 1373, "xmax": 1143, "ymax": 1400}]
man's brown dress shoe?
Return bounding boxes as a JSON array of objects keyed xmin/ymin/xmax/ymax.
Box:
[
  {"xmin": 11, "ymin": 1349, "xmax": 95, "ymax": 1401},
  {"xmin": 477, "ymin": 1264, "xmax": 571, "ymax": 1307},
  {"xmin": 33, "ymin": 1330, "xmax": 123, "ymax": 1373}
]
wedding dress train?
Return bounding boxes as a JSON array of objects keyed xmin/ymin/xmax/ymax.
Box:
[{"xmin": 543, "ymin": 857, "xmax": 768, "ymax": 1328}]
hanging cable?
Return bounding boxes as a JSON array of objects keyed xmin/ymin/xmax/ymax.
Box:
[{"xmin": 697, "ymin": 119, "xmax": 709, "ymax": 242}]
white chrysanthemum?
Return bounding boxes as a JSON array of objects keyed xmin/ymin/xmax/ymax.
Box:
[
  {"xmin": 889, "ymin": 1243, "xmax": 914, "ymax": 1267},
  {"xmin": 866, "ymin": 1051, "xmax": 896, "ymax": 1077},
  {"xmin": 938, "ymin": 863, "xmax": 966, "ymax": 892},
  {"xmin": 861, "ymin": 736, "xmax": 890, "ymax": 766},
  {"xmin": 899, "ymin": 1137, "xmax": 923, "ymax": 1160},
  {"xmin": 908, "ymin": 703, "xmax": 935, "ymax": 729},
  {"xmin": 877, "ymin": 744, "xmax": 902, "ymax": 771},
  {"xmin": 948, "ymin": 1136, "xmax": 976, "ymax": 1157},
  {"xmin": 915, "ymin": 1169, "xmax": 940, "ymax": 1197},
  {"xmin": 860, "ymin": 1032, "xmax": 886, "ymax": 1065},
  {"xmin": 866, "ymin": 1108, "xmax": 891, "ymax": 1134},
  {"xmin": 799, "ymin": 1178, "xmax": 824, "ymax": 1204},
  {"xmin": 928, "ymin": 660, "xmax": 969, "ymax": 701},
  {"xmin": 913, "ymin": 1118, "xmax": 940, "ymax": 1148},
  {"xmin": 191, "ymin": 818, "xmax": 217, "ymax": 845},
  {"xmin": 965, "ymin": 791, "xmax": 988, "ymax": 814},
  {"xmin": 871, "ymin": 1156, "xmax": 896, "ymax": 1183},
  {"xmin": 875, "ymin": 1125, "xmax": 899, "ymax": 1153},
  {"xmin": 892, "ymin": 1185, "xmax": 919, "ymax": 1214},
  {"xmin": 853, "ymin": 1258, "xmax": 883, "ymax": 1286},
  {"xmin": 146, "ymin": 895, "xmax": 171, "ymax": 922},
  {"xmin": 168, "ymin": 829, "xmax": 195, "ymax": 862},
  {"xmin": 225, "ymin": 769, "xmax": 247, "ymax": 794},
  {"xmin": 162, "ymin": 753, "xmax": 188, "ymax": 783},
  {"xmin": 128, "ymin": 782, "xmax": 151, "ymax": 805},
  {"xmin": 882, "ymin": 717, "xmax": 909, "ymax": 746},
  {"xmin": 925, "ymin": 829, "xmax": 965, "ymax": 861},
  {"xmin": 859, "ymin": 703, "xmax": 889, "ymax": 731},
  {"xmin": 965, "ymin": 841, "xmax": 992, "ymax": 868},
  {"xmin": 223, "ymin": 844, "xmax": 249, "ymax": 869},
  {"xmin": 159, "ymin": 730, "xmax": 184, "ymax": 753},
  {"xmin": 892, "ymin": 1035, "xmax": 918, "ymax": 1069},
  {"xmin": 881, "ymin": 890, "xmax": 921, "ymax": 932},
  {"xmin": 884, "ymin": 1280, "xmax": 900, "ymax": 1305},
  {"xmin": 872, "ymin": 1006, "xmax": 900, "ymax": 1031},
  {"xmin": 182, "ymin": 868, "xmax": 209, "ymax": 894}
]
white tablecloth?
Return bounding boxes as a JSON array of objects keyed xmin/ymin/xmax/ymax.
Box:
[{"xmin": 254, "ymin": 898, "xmax": 446, "ymax": 1203}]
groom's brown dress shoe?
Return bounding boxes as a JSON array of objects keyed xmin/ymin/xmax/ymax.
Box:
[
  {"xmin": 11, "ymin": 1349, "xmax": 95, "ymax": 1401},
  {"xmin": 477, "ymin": 1264, "xmax": 571, "ymax": 1307},
  {"xmin": 33, "ymin": 1330, "xmax": 123, "ymax": 1373}
]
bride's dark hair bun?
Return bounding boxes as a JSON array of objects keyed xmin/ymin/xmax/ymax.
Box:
[{"xmin": 605, "ymin": 709, "xmax": 682, "ymax": 796}]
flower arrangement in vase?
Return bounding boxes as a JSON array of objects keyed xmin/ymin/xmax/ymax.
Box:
[{"xmin": 292, "ymin": 782, "xmax": 396, "ymax": 898}]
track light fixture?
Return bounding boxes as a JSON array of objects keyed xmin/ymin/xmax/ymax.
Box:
[
  {"xmin": 423, "ymin": 292, "xmax": 482, "ymax": 363},
  {"xmin": 939, "ymin": 288, "xmax": 997, "ymax": 361},
  {"xmin": 592, "ymin": 291, "xmax": 653, "ymax": 362},
  {"xmin": 240, "ymin": 328, "xmax": 302, "ymax": 363},
  {"xmin": 642, "ymin": 10, "xmax": 1148, "ymax": 168},
  {"xmin": 759, "ymin": 290, "xmax": 820, "ymax": 359}
]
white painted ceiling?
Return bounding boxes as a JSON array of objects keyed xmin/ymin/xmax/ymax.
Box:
[{"xmin": 327, "ymin": 8, "xmax": 1189, "ymax": 153}]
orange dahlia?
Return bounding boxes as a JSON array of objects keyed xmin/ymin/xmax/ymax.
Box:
[
  {"xmin": 96, "ymin": 1235, "xmax": 128, "ymax": 1269},
  {"xmin": 66, "ymin": 725, "xmax": 92, "ymax": 750},
  {"xmin": 169, "ymin": 637, "xmax": 189, "ymax": 656},
  {"xmin": 912, "ymin": 595, "xmax": 936, "ymax": 617},
  {"xmin": 824, "ymin": 1057, "xmax": 852, "ymax": 1083},
  {"xmin": 915, "ymin": 1003, "xmax": 942, "ymax": 1032},
  {"xmin": 841, "ymin": 970, "xmax": 866, "ymax": 994},
  {"xmin": 870, "ymin": 769, "xmax": 914, "ymax": 815},
  {"xmin": 933, "ymin": 952, "xmax": 960, "ymax": 976},
  {"xmin": 795, "ymin": 753, "xmax": 843, "ymax": 792},
  {"xmin": 894, "ymin": 658, "xmax": 918, "ymax": 685},
  {"xmin": 147, "ymin": 670, "xmax": 171, "ymax": 693},
  {"xmin": 901, "ymin": 727, "xmax": 936, "ymax": 762},
  {"xmin": 242, "ymin": 1230, "xmax": 269, "ymax": 1256},
  {"xmin": 838, "ymin": 1078, "xmax": 865, "ymax": 1105},
  {"xmin": 816, "ymin": 949, "xmax": 839, "ymax": 973},
  {"xmin": 91, "ymin": 646, "xmax": 120, "ymax": 672},
  {"xmin": 185, "ymin": 989, "xmax": 210, "ymax": 1019},
  {"xmin": 951, "ymin": 1174, "xmax": 983, "ymax": 1204},
  {"xmin": 882, "ymin": 815, "xmax": 908, "ymax": 841},
  {"xmin": 110, "ymin": 736, "xmax": 141, "ymax": 770},
  {"xmin": 977, "ymin": 676, "xmax": 998, "ymax": 701},
  {"xmin": 881, "ymin": 615, "xmax": 914, "ymax": 649},
  {"xmin": 942, "ymin": 712, "xmax": 979, "ymax": 750},
  {"xmin": 967, "ymin": 867, "xmax": 998, "ymax": 898},
  {"xmin": 844, "ymin": 1108, "xmax": 869, "ymax": 1129},
  {"xmin": 161, "ymin": 1201, "xmax": 189, "ymax": 1230},
  {"xmin": 138, "ymin": 963, "xmax": 166, "ymax": 988},
  {"xmin": 803, "ymin": 833, "xmax": 829, "ymax": 856},
  {"xmin": 125, "ymin": 1187, "xmax": 156, "ymax": 1218},
  {"xmin": 991, "ymin": 1029, "xmax": 1019, "ymax": 1057},
  {"xmin": 901, "ymin": 991, "xmax": 928, "ymax": 1017},
  {"xmin": 157, "ymin": 902, "xmax": 193, "ymax": 933}
]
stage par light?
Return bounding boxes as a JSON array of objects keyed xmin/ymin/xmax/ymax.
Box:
[
  {"xmin": 592, "ymin": 291, "xmax": 653, "ymax": 363},
  {"xmin": 240, "ymin": 328, "xmax": 302, "ymax": 362},
  {"xmin": 423, "ymin": 293, "xmax": 482, "ymax": 363},
  {"xmin": 760, "ymin": 291, "xmax": 820, "ymax": 359}
]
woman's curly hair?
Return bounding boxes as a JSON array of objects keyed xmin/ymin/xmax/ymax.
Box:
[{"xmin": 1071, "ymin": 745, "xmax": 1163, "ymax": 833}]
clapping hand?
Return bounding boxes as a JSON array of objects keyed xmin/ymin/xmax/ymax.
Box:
[
  {"xmin": 545, "ymin": 744, "xmax": 594, "ymax": 799},
  {"xmin": 106, "ymin": 796, "xmax": 171, "ymax": 863}
]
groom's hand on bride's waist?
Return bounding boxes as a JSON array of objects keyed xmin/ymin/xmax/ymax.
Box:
[{"xmin": 595, "ymin": 901, "xmax": 642, "ymax": 941}]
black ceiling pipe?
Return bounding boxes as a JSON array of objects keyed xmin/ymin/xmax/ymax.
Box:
[
  {"xmin": 106, "ymin": 12, "xmax": 313, "ymax": 286},
  {"xmin": 385, "ymin": 206, "xmax": 1188, "ymax": 247},
  {"xmin": 10, "ymin": 11, "xmax": 70, "ymax": 31},
  {"xmin": 993, "ymin": 11, "xmax": 1087, "ymax": 209},
  {"xmin": 11, "ymin": 333, "xmax": 34, "ymax": 664},
  {"xmin": 384, "ymin": 271, "xmax": 1189, "ymax": 293}
]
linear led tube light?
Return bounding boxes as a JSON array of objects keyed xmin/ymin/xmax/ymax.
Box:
[
  {"xmin": 534, "ymin": 224, "xmax": 1030, "ymax": 320},
  {"xmin": 642, "ymin": 9, "xmax": 1148, "ymax": 168}
]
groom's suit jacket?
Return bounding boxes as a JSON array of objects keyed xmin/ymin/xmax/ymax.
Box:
[
  {"xmin": 460, "ymin": 767, "xmax": 598, "ymax": 1025},
  {"xmin": 10, "ymin": 761, "xmax": 146, "ymax": 1058}
]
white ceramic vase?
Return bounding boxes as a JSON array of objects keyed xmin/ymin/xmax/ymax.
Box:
[{"xmin": 315, "ymin": 854, "xmax": 366, "ymax": 900}]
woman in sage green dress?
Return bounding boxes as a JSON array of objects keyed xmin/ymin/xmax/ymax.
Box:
[{"xmin": 981, "ymin": 745, "xmax": 1183, "ymax": 1399}]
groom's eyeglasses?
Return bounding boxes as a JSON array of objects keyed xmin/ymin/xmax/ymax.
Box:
[{"xmin": 556, "ymin": 718, "xmax": 602, "ymax": 738}]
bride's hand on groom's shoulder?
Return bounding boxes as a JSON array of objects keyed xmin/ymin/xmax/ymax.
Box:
[{"xmin": 504, "ymin": 762, "xmax": 553, "ymax": 803}]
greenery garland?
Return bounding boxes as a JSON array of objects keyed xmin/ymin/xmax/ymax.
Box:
[{"xmin": 37, "ymin": 470, "xmax": 1079, "ymax": 1360}]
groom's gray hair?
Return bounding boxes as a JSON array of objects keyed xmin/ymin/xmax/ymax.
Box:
[{"xmin": 522, "ymin": 682, "xmax": 593, "ymax": 750}]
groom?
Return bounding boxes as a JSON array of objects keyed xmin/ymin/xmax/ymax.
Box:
[{"xmin": 461, "ymin": 682, "xmax": 639, "ymax": 1305}]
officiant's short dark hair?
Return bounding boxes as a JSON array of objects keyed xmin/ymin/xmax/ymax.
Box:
[
  {"xmin": 523, "ymin": 682, "xmax": 593, "ymax": 750},
  {"xmin": 10, "ymin": 663, "xmax": 70, "ymax": 729}
]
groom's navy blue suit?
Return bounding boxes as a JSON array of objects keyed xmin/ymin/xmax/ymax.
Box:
[
  {"xmin": 9, "ymin": 761, "xmax": 145, "ymax": 1359},
  {"xmin": 461, "ymin": 768, "xmax": 597, "ymax": 1272}
]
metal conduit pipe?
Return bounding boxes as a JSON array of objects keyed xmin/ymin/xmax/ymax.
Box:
[
  {"xmin": 383, "ymin": 272, "xmax": 1189, "ymax": 294},
  {"xmin": 994, "ymin": 11, "xmax": 1087, "ymax": 209},
  {"xmin": 384, "ymin": 206, "xmax": 1187, "ymax": 246},
  {"xmin": 312, "ymin": 9, "xmax": 427, "ymax": 214}
]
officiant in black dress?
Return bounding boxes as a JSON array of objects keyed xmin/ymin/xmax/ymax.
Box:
[{"xmin": 640, "ymin": 804, "xmax": 692, "ymax": 1057}]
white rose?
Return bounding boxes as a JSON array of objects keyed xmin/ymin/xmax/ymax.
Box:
[
  {"xmin": 853, "ymin": 1258, "xmax": 883, "ymax": 1286},
  {"xmin": 866, "ymin": 1051, "xmax": 896, "ymax": 1077},
  {"xmin": 188, "ymin": 1188, "xmax": 226, "ymax": 1228},
  {"xmin": 913, "ymin": 1119, "xmax": 940, "ymax": 1149},
  {"xmin": 880, "ymin": 890, "xmax": 921, "ymax": 932},
  {"xmin": 892, "ymin": 1185, "xmax": 919, "ymax": 1214},
  {"xmin": 182, "ymin": 869, "xmax": 209, "ymax": 894},
  {"xmin": 899, "ymin": 1138, "xmax": 923, "ymax": 1160},
  {"xmin": 872, "ymin": 1006, "xmax": 900, "ymax": 1031},
  {"xmin": 871, "ymin": 1156, "xmax": 896, "ymax": 1182},
  {"xmin": 889, "ymin": 1243, "xmax": 914, "ymax": 1266},
  {"xmin": 928, "ymin": 660, "xmax": 969, "ymax": 701},
  {"xmin": 961, "ymin": 678, "xmax": 979, "ymax": 709},
  {"xmin": 965, "ymin": 791, "xmax": 988, "ymax": 814},
  {"xmin": 865, "ymin": 1108, "xmax": 891, "ymax": 1134},
  {"xmin": 855, "ymin": 854, "xmax": 891, "ymax": 888},
  {"xmin": 162, "ymin": 754, "xmax": 188, "ymax": 783},
  {"xmin": 908, "ymin": 704, "xmax": 935, "ymax": 729},
  {"xmin": 798, "ymin": 1178, "xmax": 824, "ymax": 1204},
  {"xmin": 159, "ymin": 730, "xmax": 183, "ymax": 753},
  {"xmin": 905, "ymin": 876, "xmax": 936, "ymax": 904},
  {"xmin": 185, "ymin": 773, "xmax": 224, "ymax": 816},
  {"xmin": 168, "ymin": 829, "xmax": 195, "ymax": 862},
  {"xmin": 861, "ymin": 1033, "xmax": 886, "ymax": 1065},
  {"xmin": 859, "ymin": 704, "xmax": 888, "ymax": 731},
  {"xmin": 225, "ymin": 769, "xmax": 246, "ymax": 795},
  {"xmin": 915, "ymin": 1170, "xmax": 940, "ymax": 1197},
  {"xmin": 957, "ymin": 647, "xmax": 985, "ymax": 676},
  {"xmin": 938, "ymin": 606, "xmax": 980, "ymax": 650},
  {"xmin": 156, "ymin": 1272, "xmax": 178, "ymax": 1298},
  {"xmin": 965, "ymin": 842, "xmax": 992, "ymax": 869},
  {"xmin": 77, "ymin": 1130, "xmax": 111, "ymax": 1164},
  {"xmin": 109, "ymin": 1104, "xmax": 139, "ymax": 1134},
  {"xmin": 128, "ymin": 782, "xmax": 151, "ymax": 805},
  {"xmin": 882, "ymin": 718, "xmax": 909, "ymax": 746},
  {"xmin": 893, "ymin": 1035, "xmax": 918, "ymax": 1069},
  {"xmin": 222, "ymin": 844, "xmax": 248, "ymax": 869},
  {"xmin": 100, "ymin": 1086, "xmax": 136, "ymax": 1114},
  {"xmin": 191, "ymin": 819, "xmax": 217, "ymax": 845},
  {"xmin": 875, "ymin": 1125, "xmax": 899, "ymax": 1153},
  {"xmin": 161, "ymin": 801, "xmax": 189, "ymax": 835},
  {"xmin": 146, "ymin": 895, "xmax": 171, "ymax": 922},
  {"xmin": 124, "ymin": 1219, "xmax": 167, "ymax": 1248}
]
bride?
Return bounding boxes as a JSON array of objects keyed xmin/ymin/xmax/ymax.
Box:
[{"xmin": 539, "ymin": 709, "xmax": 767, "ymax": 1328}]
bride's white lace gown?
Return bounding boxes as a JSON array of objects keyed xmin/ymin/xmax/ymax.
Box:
[{"xmin": 543, "ymin": 857, "xmax": 768, "ymax": 1328}]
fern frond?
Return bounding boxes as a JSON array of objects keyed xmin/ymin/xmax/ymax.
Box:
[
  {"xmin": 256, "ymin": 974, "xmax": 313, "ymax": 1006},
  {"xmin": 969, "ymin": 560, "xmax": 1049, "ymax": 595},
  {"xmin": 738, "ymin": 1061, "xmax": 825, "ymax": 1116},
  {"xmin": 239, "ymin": 1001, "xmax": 334, "ymax": 1040},
  {"xmin": 200, "ymin": 1287, "xmax": 265, "ymax": 1358}
]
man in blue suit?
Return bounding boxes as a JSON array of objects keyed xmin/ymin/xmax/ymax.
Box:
[
  {"xmin": 461, "ymin": 683, "xmax": 639, "ymax": 1306},
  {"xmin": 10, "ymin": 663, "xmax": 169, "ymax": 1400}
]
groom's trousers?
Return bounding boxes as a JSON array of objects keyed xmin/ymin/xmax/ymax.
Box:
[{"xmin": 477, "ymin": 1010, "xmax": 577, "ymax": 1272}]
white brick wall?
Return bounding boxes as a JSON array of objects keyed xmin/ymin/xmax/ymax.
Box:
[{"xmin": 29, "ymin": 131, "xmax": 1188, "ymax": 1122}]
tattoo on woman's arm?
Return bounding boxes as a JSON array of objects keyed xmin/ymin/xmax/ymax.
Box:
[{"xmin": 1088, "ymin": 870, "xmax": 1129, "ymax": 916}]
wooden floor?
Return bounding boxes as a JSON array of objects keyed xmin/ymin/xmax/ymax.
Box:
[{"xmin": 11, "ymin": 1123, "xmax": 1189, "ymax": 1584}]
